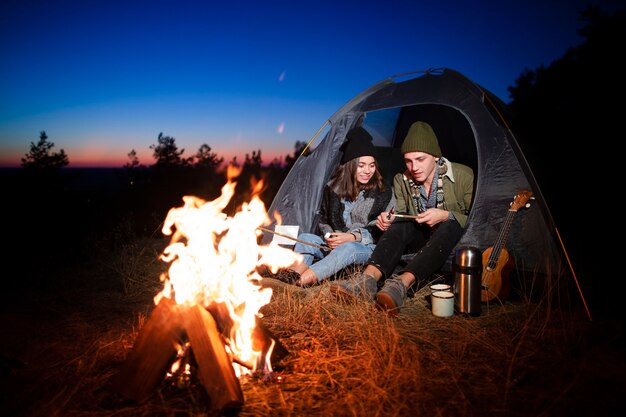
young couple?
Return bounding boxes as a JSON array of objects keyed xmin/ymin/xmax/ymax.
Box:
[{"xmin": 280, "ymin": 121, "xmax": 474, "ymax": 315}]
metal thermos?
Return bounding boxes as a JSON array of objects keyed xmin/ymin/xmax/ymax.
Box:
[{"xmin": 453, "ymin": 246, "xmax": 482, "ymax": 316}]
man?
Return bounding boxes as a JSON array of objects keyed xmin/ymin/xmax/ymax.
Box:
[{"xmin": 329, "ymin": 121, "xmax": 474, "ymax": 315}]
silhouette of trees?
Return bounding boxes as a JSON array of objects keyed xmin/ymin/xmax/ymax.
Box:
[
  {"xmin": 193, "ymin": 143, "xmax": 224, "ymax": 170},
  {"xmin": 21, "ymin": 131, "xmax": 69, "ymax": 169},
  {"xmin": 268, "ymin": 156, "xmax": 283, "ymax": 169},
  {"xmin": 511, "ymin": 4, "xmax": 624, "ymax": 132},
  {"xmin": 509, "ymin": 6, "xmax": 624, "ymax": 196},
  {"xmin": 150, "ymin": 132, "xmax": 191, "ymax": 166},
  {"xmin": 243, "ymin": 149, "xmax": 263, "ymax": 176},
  {"xmin": 124, "ymin": 149, "xmax": 142, "ymax": 169},
  {"xmin": 229, "ymin": 156, "xmax": 240, "ymax": 167},
  {"xmin": 284, "ymin": 140, "xmax": 311, "ymax": 171}
]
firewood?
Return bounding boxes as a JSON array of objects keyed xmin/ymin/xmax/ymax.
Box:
[
  {"xmin": 180, "ymin": 303, "xmax": 244, "ymax": 412},
  {"xmin": 253, "ymin": 318, "xmax": 289, "ymax": 369},
  {"xmin": 207, "ymin": 301, "xmax": 290, "ymax": 369},
  {"xmin": 112, "ymin": 297, "xmax": 184, "ymax": 402},
  {"xmin": 112, "ymin": 297, "xmax": 287, "ymax": 410},
  {"xmin": 205, "ymin": 301, "xmax": 233, "ymax": 335}
]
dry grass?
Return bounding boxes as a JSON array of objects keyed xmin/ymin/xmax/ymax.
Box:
[{"xmin": 1, "ymin": 237, "xmax": 624, "ymax": 417}]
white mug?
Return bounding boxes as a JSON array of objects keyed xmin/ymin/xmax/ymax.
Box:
[
  {"xmin": 431, "ymin": 290, "xmax": 454, "ymax": 317},
  {"xmin": 430, "ymin": 283, "xmax": 451, "ymax": 293}
]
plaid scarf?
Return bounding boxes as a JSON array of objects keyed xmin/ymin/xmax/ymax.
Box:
[{"xmin": 407, "ymin": 159, "xmax": 447, "ymax": 213}]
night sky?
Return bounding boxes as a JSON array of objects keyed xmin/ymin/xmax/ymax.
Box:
[{"xmin": 1, "ymin": 0, "xmax": 621, "ymax": 167}]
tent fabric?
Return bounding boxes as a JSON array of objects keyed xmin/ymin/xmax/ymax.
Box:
[{"xmin": 264, "ymin": 68, "xmax": 563, "ymax": 277}]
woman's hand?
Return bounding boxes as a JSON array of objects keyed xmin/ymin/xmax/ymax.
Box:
[{"xmin": 324, "ymin": 232, "xmax": 356, "ymax": 249}]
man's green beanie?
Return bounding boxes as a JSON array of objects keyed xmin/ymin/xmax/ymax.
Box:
[{"xmin": 400, "ymin": 121, "xmax": 442, "ymax": 157}]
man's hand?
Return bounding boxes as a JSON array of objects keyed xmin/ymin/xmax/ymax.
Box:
[
  {"xmin": 376, "ymin": 210, "xmax": 394, "ymax": 231},
  {"xmin": 416, "ymin": 208, "xmax": 448, "ymax": 227}
]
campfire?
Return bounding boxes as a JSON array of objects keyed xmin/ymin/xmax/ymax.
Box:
[{"xmin": 112, "ymin": 166, "xmax": 301, "ymax": 412}]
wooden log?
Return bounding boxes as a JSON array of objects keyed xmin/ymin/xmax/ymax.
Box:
[
  {"xmin": 205, "ymin": 301, "xmax": 233, "ymax": 335},
  {"xmin": 180, "ymin": 303, "xmax": 244, "ymax": 412},
  {"xmin": 112, "ymin": 297, "xmax": 184, "ymax": 402},
  {"xmin": 207, "ymin": 301, "xmax": 289, "ymax": 369},
  {"xmin": 253, "ymin": 318, "xmax": 289, "ymax": 370}
]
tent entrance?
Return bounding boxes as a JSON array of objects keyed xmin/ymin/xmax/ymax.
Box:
[{"xmin": 360, "ymin": 103, "xmax": 478, "ymax": 184}]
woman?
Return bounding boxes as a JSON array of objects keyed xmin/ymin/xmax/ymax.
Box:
[{"xmin": 288, "ymin": 126, "xmax": 394, "ymax": 286}]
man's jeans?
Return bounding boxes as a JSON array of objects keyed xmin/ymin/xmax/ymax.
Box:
[{"xmin": 368, "ymin": 219, "xmax": 463, "ymax": 283}]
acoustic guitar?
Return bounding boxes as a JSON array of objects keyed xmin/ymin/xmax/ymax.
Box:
[{"xmin": 481, "ymin": 190, "xmax": 533, "ymax": 302}]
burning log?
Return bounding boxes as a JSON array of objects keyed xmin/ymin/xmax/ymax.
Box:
[
  {"xmin": 180, "ymin": 302, "xmax": 243, "ymax": 411},
  {"xmin": 113, "ymin": 298, "xmax": 245, "ymax": 412},
  {"xmin": 207, "ymin": 301, "xmax": 290, "ymax": 369},
  {"xmin": 112, "ymin": 297, "xmax": 184, "ymax": 403},
  {"xmin": 113, "ymin": 297, "xmax": 289, "ymax": 413},
  {"xmin": 253, "ymin": 320, "xmax": 289, "ymax": 370}
]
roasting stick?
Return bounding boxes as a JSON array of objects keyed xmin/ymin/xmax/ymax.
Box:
[{"xmin": 257, "ymin": 226, "xmax": 329, "ymax": 250}]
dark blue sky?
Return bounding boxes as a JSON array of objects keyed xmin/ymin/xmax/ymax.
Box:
[{"xmin": 0, "ymin": 0, "xmax": 621, "ymax": 167}]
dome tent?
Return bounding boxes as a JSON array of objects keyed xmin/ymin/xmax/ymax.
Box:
[{"xmin": 263, "ymin": 68, "xmax": 573, "ymax": 302}]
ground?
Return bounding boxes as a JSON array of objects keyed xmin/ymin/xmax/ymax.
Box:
[{"xmin": 1, "ymin": 238, "xmax": 624, "ymax": 417}]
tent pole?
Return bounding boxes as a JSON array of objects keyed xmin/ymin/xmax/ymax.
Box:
[
  {"xmin": 554, "ymin": 226, "xmax": 592, "ymax": 321},
  {"xmin": 300, "ymin": 120, "xmax": 329, "ymax": 156}
]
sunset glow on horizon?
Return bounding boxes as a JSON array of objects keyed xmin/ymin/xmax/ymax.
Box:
[{"xmin": 0, "ymin": 135, "xmax": 298, "ymax": 169}]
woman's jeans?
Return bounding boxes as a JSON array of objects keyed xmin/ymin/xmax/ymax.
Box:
[
  {"xmin": 293, "ymin": 233, "xmax": 375, "ymax": 282},
  {"xmin": 368, "ymin": 219, "xmax": 463, "ymax": 284}
]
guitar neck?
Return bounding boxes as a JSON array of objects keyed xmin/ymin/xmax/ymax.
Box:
[{"xmin": 487, "ymin": 209, "xmax": 517, "ymax": 266}]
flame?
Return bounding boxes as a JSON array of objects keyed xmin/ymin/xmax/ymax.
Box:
[
  {"xmin": 274, "ymin": 210, "xmax": 283, "ymax": 225},
  {"xmin": 155, "ymin": 168, "xmax": 301, "ymax": 375}
]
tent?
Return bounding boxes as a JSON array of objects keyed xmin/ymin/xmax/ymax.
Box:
[{"xmin": 263, "ymin": 68, "xmax": 569, "ymax": 297}]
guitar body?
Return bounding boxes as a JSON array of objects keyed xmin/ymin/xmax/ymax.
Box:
[{"xmin": 481, "ymin": 246, "xmax": 514, "ymax": 302}]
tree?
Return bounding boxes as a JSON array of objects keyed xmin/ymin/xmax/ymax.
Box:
[
  {"xmin": 244, "ymin": 149, "xmax": 263, "ymax": 169},
  {"xmin": 21, "ymin": 131, "xmax": 69, "ymax": 169},
  {"xmin": 149, "ymin": 132, "xmax": 190, "ymax": 166},
  {"xmin": 284, "ymin": 140, "xmax": 311, "ymax": 171},
  {"xmin": 242, "ymin": 149, "xmax": 263, "ymax": 182},
  {"xmin": 124, "ymin": 149, "xmax": 141, "ymax": 169},
  {"xmin": 193, "ymin": 143, "xmax": 224, "ymax": 170},
  {"xmin": 268, "ymin": 156, "xmax": 283, "ymax": 169},
  {"xmin": 509, "ymin": 6, "xmax": 624, "ymax": 133},
  {"xmin": 508, "ymin": 6, "xmax": 624, "ymax": 186}
]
